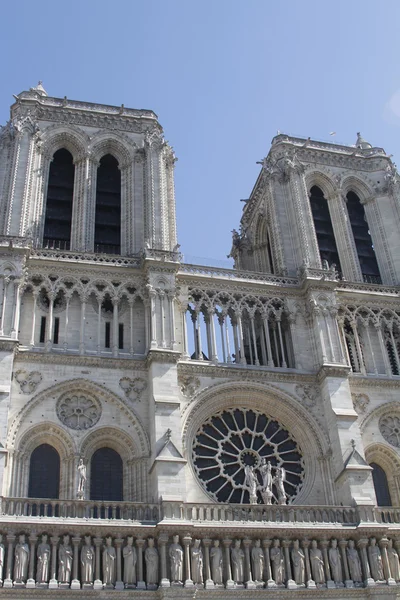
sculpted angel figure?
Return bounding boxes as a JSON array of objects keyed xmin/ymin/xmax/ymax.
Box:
[
  {"xmin": 244, "ymin": 465, "xmax": 258, "ymax": 504},
  {"xmin": 274, "ymin": 466, "xmax": 287, "ymax": 505}
]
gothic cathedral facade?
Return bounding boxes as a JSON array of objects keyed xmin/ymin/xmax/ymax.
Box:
[{"xmin": 0, "ymin": 83, "xmax": 399, "ymax": 596}]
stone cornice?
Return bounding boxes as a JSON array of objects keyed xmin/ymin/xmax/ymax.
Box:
[
  {"xmin": 146, "ymin": 350, "xmax": 181, "ymax": 365},
  {"xmin": 316, "ymin": 364, "xmax": 352, "ymax": 382},
  {"xmin": 349, "ymin": 374, "xmax": 400, "ymax": 389},
  {"xmin": 177, "ymin": 361, "xmax": 316, "ymax": 384},
  {"xmin": 14, "ymin": 350, "xmax": 148, "ymax": 370}
]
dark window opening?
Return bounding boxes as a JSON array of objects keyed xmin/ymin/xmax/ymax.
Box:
[
  {"xmin": 105, "ymin": 322, "xmax": 111, "ymax": 348},
  {"xmin": 95, "ymin": 154, "xmax": 121, "ymax": 254},
  {"xmin": 90, "ymin": 447, "xmax": 123, "ymax": 502},
  {"xmin": 346, "ymin": 192, "xmax": 381, "ymax": 283},
  {"xmin": 53, "ymin": 317, "xmax": 60, "ymax": 344},
  {"xmin": 370, "ymin": 462, "xmax": 392, "ymax": 506},
  {"xmin": 39, "ymin": 316, "xmax": 46, "ymax": 344},
  {"xmin": 43, "ymin": 149, "xmax": 74, "ymax": 250},
  {"xmin": 28, "ymin": 444, "xmax": 60, "ymax": 499},
  {"xmin": 119, "ymin": 324, "xmax": 124, "ymax": 350},
  {"xmin": 309, "ymin": 186, "xmax": 342, "ymax": 274}
]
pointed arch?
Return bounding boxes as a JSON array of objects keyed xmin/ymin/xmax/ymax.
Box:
[
  {"xmin": 254, "ymin": 214, "xmax": 274, "ymax": 273},
  {"xmin": 365, "ymin": 443, "xmax": 400, "ymax": 506}
]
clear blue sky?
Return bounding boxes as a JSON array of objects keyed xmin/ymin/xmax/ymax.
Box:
[{"xmin": 1, "ymin": 0, "xmax": 400, "ymax": 265}]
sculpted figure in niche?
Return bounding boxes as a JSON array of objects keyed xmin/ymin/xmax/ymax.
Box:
[
  {"xmin": 0, "ymin": 535, "xmax": 4, "ymax": 583},
  {"xmin": 14, "ymin": 534, "xmax": 29, "ymax": 583},
  {"xmin": 231, "ymin": 539, "xmax": 244, "ymax": 584},
  {"xmin": 328, "ymin": 539, "xmax": 343, "ymax": 584},
  {"xmin": 77, "ymin": 459, "xmax": 86, "ymax": 497},
  {"xmin": 103, "ymin": 537, "xmax": 116, "ymax": 586},
  {"xmin": 36, "ymin": 534, "xmax": 51, "ymax": 584},
  {"xmin": 259, "ymin": 459, "xmax": 273, "ymax": 503},
  {"xmin": 145, "ymin": 538, "xmax": 158, "ymax": 587},
  {"xmin": 169, "ymin": 535, "xmax": 183, "ymax": 584},
  {"xmin": 270, "ymin": 539, "xmax": 284, "ymax": 585},
  {"xmin": 58, "ymin": 535, "xmax": 73, "ymax": 584},
  {"xmin": 309, "ymin": 540, "xmax": 325, "ymax": 584},
  {"xmin": 210, "ymin": 540, "xmax": 223, "ymax": 585},
  {"xmin": 191, "ymin": 539, "xmax": 203, "ymax": 585},
  {"xmin": 244, "ymin": 465, "xmax": 258, "ymax": 505},
  {"xmin": 123, "ymin": 536, "xmax": 137, "ymax": 586},
  {"xmin": 388, "ymin": 539, "xmax": 400, "ymax": 581},
  {"xmin": 81, "ymin": 535, "xmax": 95, "ymax": 584},
  {"xmin": 368, "ymin": 538, "xmax": 384, "ymax": 581},
  {"xmin": 346, "ymin": 540, "xmax": 362, "ymax": 583},
  {"xmin": 275, "ymin": 466, "xmax": 287, "ymax": 505},
  {"xmin": 251, "ymin": 540, "xmax": 264, "ymax": 583},
  {"xmin": 291, "ymin": 540, "xmax": 305, "ymax": 585}
]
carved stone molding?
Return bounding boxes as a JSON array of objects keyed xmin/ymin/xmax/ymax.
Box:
[
  {"xmin": 179, "ymin": 375, "xmax": 200, "ymax": 399},
  {"xmin": 119, "ymin": 377, "xmax": 147, "ymax": 402},
  {"xmin": 14, "ymin": 370, "xmax": 42, "ymax": 394},
  {"xmin": 14, "ymin": 351, "xmax": 147, "ymax": 370},
  {"xmin": 295, "ymin": 384, "xmax": 318, "ymax": 408},
  {"xmin": 352, "ymin": 393, "xmax": 370, "ymax": 415}
]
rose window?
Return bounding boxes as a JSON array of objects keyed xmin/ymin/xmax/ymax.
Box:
[
  {"xmin": 192, "ymin": 408, "xmax": 304, "ymax": 504},
  {"xmin": 379, "ymin": 414, "xmax": 400, "ymax": 448},
  {"xmin": 56, "ymin": 393, "xmax": 101, "ymax": 430}
]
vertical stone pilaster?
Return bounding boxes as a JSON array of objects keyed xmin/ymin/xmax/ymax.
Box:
[
  {"xmin": 71, "ymin": 537, "xmax": 81, "ymax": 589},
  {"xmin": 49, "ymin": 536, "xmax": 59, "ymax": 589},
  {"xmin": 136, "ymin": 538, "xmax": 146, "ymax": 589},
  {"xmin": 158, "ymin": 534, "xmax": 170, "ymax": 588},
  {"xmin": 182, "ymin": 536, "xmax": 193, "ymax": 588}
]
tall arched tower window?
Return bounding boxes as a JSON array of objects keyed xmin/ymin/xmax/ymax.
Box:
[
  {"xmin": 255, "ymin": 218, "xmax": 274, "ymax": 273},
  {"xmin": 90, "ymin": 447, "xmax": 123, "ymax": 501},
  {"xmin": 43, "ymin": 149, "xmax": 75, "ymax": 250},
  {"xmin": 94, "ymin": 155, "xmax": 121, "ymax": 254},
  {"xmin": 309, "ymin": 186, "xmax": 342, "ymax": 273},
  {"xmin": 346, "ymin": 191, "xmax": 381, "ymax": 283},
  {"xmin": 28, "ymin": 443, "xmax": 60, "ymax": 499},
  {"xmin": 370, "ymin": 462, "xmax": 392, "ymax": 506}
]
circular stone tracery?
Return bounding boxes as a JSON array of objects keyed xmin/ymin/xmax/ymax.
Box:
[
  {"xmin": 192, "ymin": 408, "xmax": 304, "ymax": 504},
  {"xmin": 56, "ymin": 393, "xmax": 101, "ymax": 430},
  {"xmin": 379, "ymin": 414, "xmax": 400, "ymax": 448}
]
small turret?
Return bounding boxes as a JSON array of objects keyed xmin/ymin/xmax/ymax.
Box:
[{"xmin": 355, "ymin": 132, "xmax": 372, "ymax": 149}]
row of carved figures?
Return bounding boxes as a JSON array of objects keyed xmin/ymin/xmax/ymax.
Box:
[{"xmin": 0, "ymin": 533, "xmax": 400, "ymax": 589}]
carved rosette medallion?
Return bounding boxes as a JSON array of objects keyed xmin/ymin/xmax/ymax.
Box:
[
  {"xmin": 379, "ymin": 414, "xmax": 400, "ymax": 447},
  {"xmin": 192, "ymin": 407, "xmax": 304, "ymax": 504},
  {"xmin": 56, "ymin": 392, "xmax": 101, "ymax": 430}
]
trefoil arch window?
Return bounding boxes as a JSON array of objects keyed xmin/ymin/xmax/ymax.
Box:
[
  {"xmin": 309, "ymin": 186, "xmax": 342, "ymax": 274},
  {"xmin": 94, "ymin": 154, "xmax": 121, "ymax": 255},
  {"xmin": 43, "ymin": 149, "xmax": 75, "ymax": 250},
  {"xmin": 346, "ymin": 191, "xmax": 381, "ymax": 284}
]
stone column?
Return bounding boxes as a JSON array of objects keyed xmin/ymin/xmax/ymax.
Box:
[
  {"xmin": 49, "ymin": 536, "xmax": 59, "ymax": 589},
  {"xmin": 357, "ymin": 539, "xmax": 374, "ymax": 587},
  {"xmin": 320, "ymin": 540, "xmax": 334, "ymax": 588},
  {"xmin": 338, "ymin": 540, "xmax": 352, "ymax": 588},
  {"xmin": 148, "ymin": 287, "xmax": 157, "ymax": 348},
  {"xmin": 71, "ymin": 537, "xmax": 81, "ymax": 589},
  {"xmin": 302, "ymin": 539, "xmax": 315, "ymax": 589},
  {"xmin": 236, "ymin": 312, "xmax": 247, "ymax": 365},
  {"xmin": 168, "ymin": 291, "xmax": 177, "ymax": 350},
  {"xmin": 45, "ymin": 292, "xmax": 54, "ymax": 352},
  {"xmin": 262, "ymin": 539, "xmax": 274, "ymax": 587},
  {"xmin": 159, "ymin": 291, "xmax": 166, "ymax": 349},
  {"xmin": 26, "ymin": 534, "xmax": 37, "ymax": 588},
  {"xmin": 379, "ymin": 538, "xmax": 396, "ymax": 585},
  {"xmin": 79, "ymin": 298, "xmax": 87, "ymax": 355},
  {"xmin": 136, "ymin": 538, "xmax": 146, "ymax": 589},
  {"xmin": 376, "ymin": 322, "xmax": 391, "ymax": 375},
  {"xmin": 93, "ymin": 537, "xmax": 102, "ymax": 590},
  {"xmin": 222, "ymin": 539, "xmax": 234, "ymax": 589},
  {"xmin": 112, "ymin": 296, "xmax": 119, "ymax": 357},
  {"xmin": 30, "ymin": 290, "xmax": 38, "ymax": 348},
  {"xmin": 0, "ymin": 278, "xmax": 9, "ymax": 337},
  {"xmin": 208, "ymin": 311, "xmax": 218, "ymax": 363},
  {"xmin": 243, "ymin": 539, "xmax": 255, "ymax": 589},
  {"xmin": 282, "ymin": 540, "xmax": 296, "ymax": 589},
  {"xmin": 114, "ymin": 539, "xmax": 124, "ymax": 590},
  {"xmin": 202, "ymin": 538, "xmax": 213, "ymax": 589},
  {"xmin": 182, "ymin": 536, "xmax": 193, "ymax": 588},
  {"xmin": 11, "ymin": 283, "xmax": 22, "ymax": 340},
  {"xmin": 158, "ymin": 534, "xmax": 170, "ymax": 588},
  {"xmin": 3, "ymin": 534, "xmax": 15, "ymax": 588}
]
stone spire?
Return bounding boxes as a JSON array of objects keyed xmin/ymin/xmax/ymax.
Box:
[
  {"xmin": 355, "ymin": 132, "xmax": 372, "ymax": 149},
  {"xmin": 30, "ymin": 81, "xmax": 47, "ymax": 97}
]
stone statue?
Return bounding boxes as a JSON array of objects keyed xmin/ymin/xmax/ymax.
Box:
[
  {"xmin": 275, "ymin": 466, "xmax": 287, "ymax": 505},
  {"xmin": 0, "ymin": 535, "xmax": 5, "ymax": 583},
  {"xmin": 191, "ymin": 539, "xmax": 203, "ymax": 585},
  {"xmin": 81, "ymin": 535, "xmax": 95, "ymax": 584},
  {"xmin": 388, "ymin": 539, "xmax": 400, "ymax": 581},
  {"xmin": 291, "ymin": 540, "xmax": 305, "ymax": 585},
  {"xmin": 103, "ymin": 537, "xmax": 116, "ymax": 586},
  {"xmin": 259, "ymin": 459, "xmax": 273, "ymax": 504},
  {"xmin": 58, "ymin": 535, "xmax": 73, "ymax": 584},
  {"xmin": 328, "ymin": 539, "xmax": 343, "ymax": 584},
  {"xmin": 270, "ymin": 539, "xmax": 284, "ymax": 585},
  {"xmin": 310, "ymin": 540, "xmax": 325, "ymax": 584},
  {"xmin": 14, "ymin": 534, "xmax": 29, "ymax": 583},
  {"xmin": 368, "ymin": 538, "xmax": 384, "ymax": 581},
  {"xmin": 36, "ymin": 534, "xmax": 51, "ymax": 584},
  {"xmin": 144, "ymin": 538, "xmax": 158, "ymax": 587},
  {"xmin": 77, "ymin": 458, "xmax": 86, "ymax": 497},
  {"xmin": 169, "ymin": 535, "xmax": 183, "ymax": 584},
  {"xmin": 123, "ymin": 536, "xmax": 137, "ymax": 586},
  {"xmin": 210, "ymin": 540, "xmax": 223, "ymax": 584},
  {"xmin": 346, "ymin": 540, "xmax": 362, "ymax": 583},
  {"xmin": 251, "ymin": 539, "xmax": 264, "ymax": 583},
  {"xmin": 244, "ymin": 465, "xmax": 258, "ymax": 505},
  {"xmin": 231, "ymin": 539, "xmax": 244, "ymax": 584}
]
